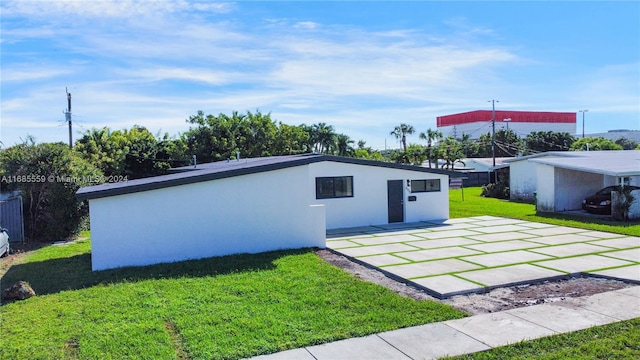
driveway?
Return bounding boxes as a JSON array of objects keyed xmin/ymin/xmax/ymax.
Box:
[{"xmin": 326, "ymin": 216, "xmax": 640, "ymax": 298}]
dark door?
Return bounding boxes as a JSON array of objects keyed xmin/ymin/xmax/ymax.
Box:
[{"xmin": 387, "ymin": 180, "xmax": 404, "ymax": 223}]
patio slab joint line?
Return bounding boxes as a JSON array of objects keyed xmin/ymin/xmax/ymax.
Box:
[
  {"xmin": 505, "ymin": 311, "xmax": 567, "ymax": 334},
  {"xmin": 303, "ymin": 348, "xmax": 317, "ymax": 360},
  {"xmin": 374, "ymin": 334, "xmax": 415, "ymax": 360},
  {"xmin": 441, "ymin": 322, "xmax": 494, "ymax": 349}
]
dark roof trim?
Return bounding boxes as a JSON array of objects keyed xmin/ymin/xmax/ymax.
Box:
[{"xmin": 76, "ymin": 154, "xmax": 465, "ymax": 201}]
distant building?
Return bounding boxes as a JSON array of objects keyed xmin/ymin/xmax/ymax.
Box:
[
  {"xmin": 584, "ymin": 130, "xmax": 640, "ymax": 143},
  {"xmin": 436, "ymin": 110, "xmax": 576, "ymax": 139},
  {"xmin": 433, "ymin": 157, "xmax": 511, "ymax": 187}
]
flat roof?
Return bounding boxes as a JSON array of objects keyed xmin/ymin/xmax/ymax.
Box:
[
  {"xmin": 77, "ymin": 154, "xmax": 465, "ymax": 201},
  {"xmin": 508, "ymin": 150, "xmax": 640, "ymax": 177}
]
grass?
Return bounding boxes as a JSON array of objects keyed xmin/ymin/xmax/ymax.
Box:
[
  {"xmin": 450, "ymin": 187, "xmax": 640, "ymax": 236},
  {"xmin": 447, "ymin": 318, "xmax": 640, "ymax": 359},
  {"xmin": 0, "ymin": 240, "xmax": 465, "ymax": 359}
]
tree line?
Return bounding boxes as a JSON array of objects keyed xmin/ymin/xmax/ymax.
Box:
[
  {"xmin": 387, "ymin": 123, "xmax": 637, "ymax": 168},
  {"xmin": 72, "ymin": 110, "xmax": 388, "ymax": 179},
  {"xmin": 1, "ymin": 110, "xmax": 638, "ymax": 241}
]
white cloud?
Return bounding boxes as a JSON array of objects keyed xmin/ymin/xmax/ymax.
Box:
[
  {"xmin": 443, "ymin": 16, "xmax": 496, "ymax": 37},
  {"xmin": 1, "ymin": 0, "xmax": 233, "ymax": 19},
  {"xmin": 294, "ymin": 21, "xmax": 320, "ymax": 30},
  {"xmin": 115, "ymin": 67, "xmax": 243, "ymax": 86},
  {"xmin": 1, "ymin": 67, "xmax": 71, "ymax": 82}
]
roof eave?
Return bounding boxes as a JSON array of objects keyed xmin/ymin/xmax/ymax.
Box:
[
  {"xmin": 76, "ymin": 155, "xmax": 465, "ymax": 201},
  {"xmin": 77, "ymin": 156, "xmax": 320, "ymax": 201}
]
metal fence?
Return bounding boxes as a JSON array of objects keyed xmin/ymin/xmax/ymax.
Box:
[{"xmin": 0, "ymin": 196, "xmax": 25, "ymax": 243}]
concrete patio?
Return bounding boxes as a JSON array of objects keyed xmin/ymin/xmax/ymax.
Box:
[{"xmin": 326, "ymin": 216, "xmax": 640, "ymax": 298}]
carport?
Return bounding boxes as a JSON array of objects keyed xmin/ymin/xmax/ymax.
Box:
[{"xmin": 507, "ymin": 151, "xmax": 640, "ymax": 216}]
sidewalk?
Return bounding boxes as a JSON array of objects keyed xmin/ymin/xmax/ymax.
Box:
[{"xmin": 250, "ymin": 286, "xmax": 640, "ymax": 360}]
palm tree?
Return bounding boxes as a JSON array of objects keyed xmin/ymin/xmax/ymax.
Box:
[
  {"xmin": 311, "ymin": 123, "xmax": 336, "ymax": 154},
  {"xmin": 335, "ymin": 133, "xmax": 355, "ymax": 157},
  {"xmin": 390, "ymin": 124, "xmax": 415, "ymax": 152},
  {"xmin": 419, "ymin": 128, "xmax": 442, "ymax": 168}
]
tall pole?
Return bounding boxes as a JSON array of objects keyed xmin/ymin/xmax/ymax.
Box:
[
  {"xmin": 578, "ymin": 109, "xmax": 588, "ymax": 138},
  {"xmin": 65, "ymin": 88, "xmax": 72, "ymax": 149},
  {"xmin": 488, "ymin": 99, "xmax": 499, "ymax": 169},
  {"xmin": 503, "ymin": 118, "xmax": 511, "ymax": 131}
]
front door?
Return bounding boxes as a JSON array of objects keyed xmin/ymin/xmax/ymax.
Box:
[{"xmin": 387, "ymin": 180, "xmax": 404, "ymax": 223}]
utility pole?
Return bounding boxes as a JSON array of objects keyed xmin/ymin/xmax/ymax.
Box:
[
  {"xmin": 488, "ymin": 99, "xmax": 499, "ymax": 170},
  {"xmin": 578, "ymin": 109, "xmax": 588, "ymax": 138},
  {"xmin": 65, "ymin": 88, "xmax": 72, "ymax": 148}
]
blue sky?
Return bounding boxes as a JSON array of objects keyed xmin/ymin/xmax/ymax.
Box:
[{"xmin": 1, "ymin": 1, "xmax": 639, "ymax": 150}]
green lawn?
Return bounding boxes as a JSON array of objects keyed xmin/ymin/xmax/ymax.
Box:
[
  {"xmin": 0, "ymin": 240, "xmax": 465, "ymax": 359},
  {"xmin": 448, "ymin": 318, "xmax": 640, "ymax": 359},
  {"xmin": 450, "ymin": 187, "xmax": 640, "ymax": 236}
]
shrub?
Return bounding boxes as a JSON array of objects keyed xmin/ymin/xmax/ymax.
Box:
[
  {"xmin": 481, "ymin": 182, "xmax": 510, "ymax": 199},
  {"xmin": 612, "ymin": 186, "xmax": 636, "ymax": 221},
  {"xmin": 0, "ymin": 141, "xmax": 103, "ymax": 241}
]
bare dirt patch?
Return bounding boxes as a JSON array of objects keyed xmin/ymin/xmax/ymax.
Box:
[
  {"xmin": 316, "ymin": 249, "xmax": 634, "ymax": 315},
  {"xmin": 0, "ymin": 240, "xmax": 80, "ymax": 278},
  {"xmin": 0, "ymin": 243, "xmax": 46, "ymax": 279}
]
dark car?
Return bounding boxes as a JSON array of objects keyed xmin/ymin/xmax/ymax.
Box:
[{"xmin": 582, "ymin": 185, "xmax": 640, "ymax": 215}]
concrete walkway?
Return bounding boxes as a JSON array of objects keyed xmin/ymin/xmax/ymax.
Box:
[{"xmin": 251, "ymin": 286, "xmax": 640, "ymax": 359}]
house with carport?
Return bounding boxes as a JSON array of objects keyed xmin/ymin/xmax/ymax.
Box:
[
  {"xmin": 77, "ymin": 154, "xmax": 463, "ymax": 271},
  {"xmin": 506, "ymin": 150, "xmax": 640, "ymax": 214}
]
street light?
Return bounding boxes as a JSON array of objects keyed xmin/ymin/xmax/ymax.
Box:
[
  {"xmin": 578, "ymin": 109, "xmax": 588, "ymax": 138},
  {"xmin": 488, "ymin": 99, "xmax": 499, "ymax": 170},
  {"xmin": 503, "ymin": 118, "xmax": 512, "ymax": 131}
]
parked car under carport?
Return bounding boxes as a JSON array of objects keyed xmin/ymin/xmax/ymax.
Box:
[{"xmin": 582, "ymin": 186, "xmax": 640, "ymax": 215}]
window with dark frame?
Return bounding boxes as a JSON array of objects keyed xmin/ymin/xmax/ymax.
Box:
[
  {"xmin": 316, "ymin": 176, "xmax": 354, "ymax": 199},
  {"xmin": 410, "ymin": 179, "xmax": 441, "ymax": 193}
]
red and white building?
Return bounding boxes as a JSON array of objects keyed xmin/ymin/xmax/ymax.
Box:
[{"xmin": 436, "ymin": 110, "xmax": 576, "ymax": 139}]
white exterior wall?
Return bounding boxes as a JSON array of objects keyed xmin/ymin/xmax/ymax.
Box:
[
  {"xmin": 627, "ymin": 189, "xmax": 640, "ymax": 220},
  {"xmin": 535, "ymin": 164, "xmax": 556, "ymax": 212},
  {"xmin": 612, "ymin": 190, "xmax": 640, "ymax": 220},
  {"xmin": 509, "ymin": 160, "xmax": 537, "ymax": 201},
  {"xmin": 555, "ymin": 169, "xmax": 604, "ymax": 212},
  {"xmin": 603, "ymin": 175, "xmax": 619, "ymax": 187},
  {"xmin": 89, "ymin": 166, "xmax": 325, "ymax": 271},
  {"xmin": 308, "ymin": 162, "xmax": 449, "ymax": 229},
  {"xmin": 438, "ymin": 122, "xmax": 575, "ymax": 139},
  {"xmin": 605, "ymin": 175, "xmax": 640, "ymax": 187}
]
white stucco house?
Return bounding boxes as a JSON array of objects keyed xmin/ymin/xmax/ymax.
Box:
[
  {"xmin": 77, "ymin": 154, "xmax": 463, "ymax": 271},
  {"xmin": 506, "ymin": 150, "xmax": 640, "ymax": 213}
]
